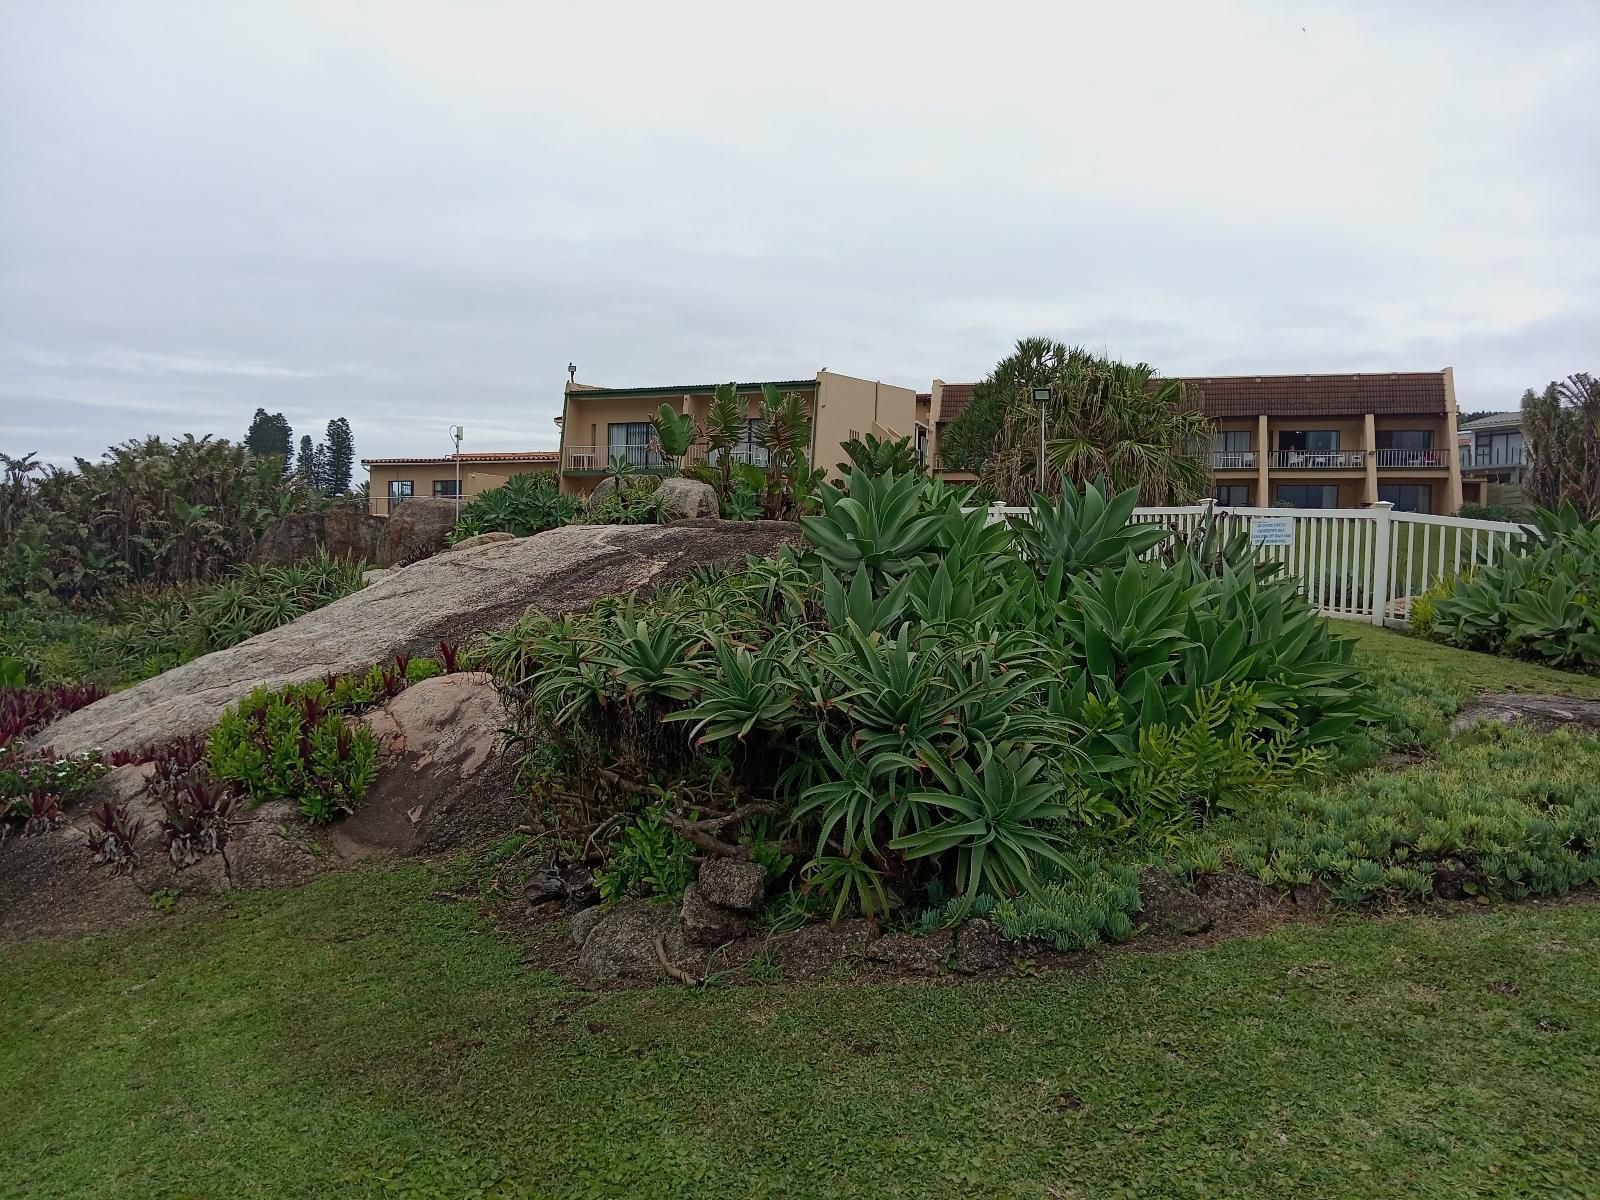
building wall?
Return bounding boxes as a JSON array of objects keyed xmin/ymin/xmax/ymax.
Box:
[{"xmin": 814, "ymin": 371, "xmax": 918, "ymax": 476}]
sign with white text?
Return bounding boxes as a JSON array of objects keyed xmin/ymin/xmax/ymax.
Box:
[{"xmin": 1250, "ymin": 516, "xmax": 1294, "ymax": 547}]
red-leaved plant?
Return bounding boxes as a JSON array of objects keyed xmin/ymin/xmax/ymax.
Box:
[{"xmin": 86, "ymin": 800, "xmax": 143, "ymax": 874}]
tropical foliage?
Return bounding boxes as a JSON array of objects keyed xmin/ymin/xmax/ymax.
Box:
[
  {"xmin": 0, "ymin": 553, "xmax": 366, "ymax": 688},
  {"xmin": 836, "ymin": 433, "xmax": 923, "ymax": 481},
  {"xmin": 1424, "ymin": 503, "xmax": 1600, "ymax": 671},
  {"xmin": 1, "ymin": 437, "xmax": 304, "ymax": 602},
  {"xmin": 976, "ymin": 343, "xmax": 1212, "ymax": 505},
  {"xmin": 1523, "ymin": 372, "xmax": 1599, "ymax": 518},
  {"xmin": 445, "ymin": 472, "xmax": 577, "ymax": 543},
  {"xmin": 484, "ymin": 472, "xmax": 1374, "ymax": 914}
]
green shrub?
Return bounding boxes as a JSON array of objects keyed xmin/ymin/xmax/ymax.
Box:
[
  {"xmin": 574, "ymin": 479, "xmax": 668, "ymax": 526},
  {"xmin": 208, "ymin": 682, "xmax": 378, "ymax": 824},
  {"xmin": 1406, "ymin": 579, "xmax": 1451, "ymax": 637},
  {"xmin": 487, "ymin": 472, "xmax": 1378, "ymax": 916},
  {"xmin": 445, "ymin": 472, "xmax": 577, "ymax": 543},
  {"xmin": 1458, "ymin": 502, "xmax": 1523, "ymax": 523},
  {"xmin": 1221, "ymin": 725, "xmax": 1600, "ymax": 903},
  {"xmin": 594, "ymin": 807, "xmax": 697, "ymax": 902},
  {"xmin": 1431, "ymin": 503, "xmax": 1600, "ymax": 671}
]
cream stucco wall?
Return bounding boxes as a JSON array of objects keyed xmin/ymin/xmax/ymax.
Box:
[{"xmin": 365, "ymin": 463, "xmax": 555, "ymax": 515}]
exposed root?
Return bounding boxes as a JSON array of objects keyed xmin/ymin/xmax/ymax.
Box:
[{"xmin": 653, "ymin": 934, "xmax": 699, "ymax": 986}]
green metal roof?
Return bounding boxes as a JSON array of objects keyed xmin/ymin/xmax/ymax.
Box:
[{"xmin": 568, "ymin": 379, "xmax": 816, "ymax": 399}]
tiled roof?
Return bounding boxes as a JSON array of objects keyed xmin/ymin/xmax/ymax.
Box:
[
  {"xmin": 932, "ymin": 371, "xmax": 1450, "ymax": 424},
  {"xmin": 564, "ymin": 379, "xmax": 816, "ymax": 398},
  {"xmin": 1178, "ymin": 372, "xmax": 1449, "ymax": 418},
  {"xmin": 938, "ymin": 383, "xmax": 975, "ymax": 423},
  {"xmin": 360, "ymin": 452, "xmax": 558, "ymax": 466}
]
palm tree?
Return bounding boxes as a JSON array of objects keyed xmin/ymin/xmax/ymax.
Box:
[
  {"xmin": 978, "ymin": 345, "xmax": 1212, "ymax": 505},
  {"xmin": 704, "ymin": 382, "xmax": 747, "ymax": 500},
  {"xmin": 757, "ymin": 385, "xmax": 815, "ymax": 518}
]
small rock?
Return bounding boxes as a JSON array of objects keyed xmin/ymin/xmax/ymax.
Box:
[
  {"xmin": 449, "ymin": 531, "xmax": 518, "ymax": 552},
  {"xmin": 698, "ymin": 858, "xmax": 766, "ymax": 912},
  {"xmin": 679, "ymin": 883, "xmax": 748, "ymax": 946},
  {"xmin": 576, "ymin": 899, "xmax": 685, "ymax": 980},
  {"xmin": 953, "ymin": 918, "xmax": 1012, "ymax": 974},
  {"xmin": 525, "ymin": 867, "xmax": 568, "ymax": 903},
  {"xmin": 866, "ymin": 929, "xmax": 951, "ymax": 973},
  {"xmin": 569, "ymin": 904, "xmax": 608, "ymax": 948}
]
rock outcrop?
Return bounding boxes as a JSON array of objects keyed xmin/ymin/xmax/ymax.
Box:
[
  {"xmin": 376, "ymin": 498, "xmax": 460, "ymax": 567},
  {"xmin": 1449, "ymin": 694, "xmax": 1600, "ymax": 736},
  {"xmin": 448, "ymin": 531, "xmax": 517, "ymax": 552},
  {"xmin": 31, "ymin": 520, "xmax": 802, "ymax": 758},
  {"xmin": 656, "ymin": 477, "xmax": 719, "ymax": 521},
  {"xmin": 334, "ymin": 672, "xmax": 515, "ymax": 857},
  {"xmin": 255, "ymin": 509, "xmax": 384, "ymax": 565}
]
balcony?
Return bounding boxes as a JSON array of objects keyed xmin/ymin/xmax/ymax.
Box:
[
  {"xmin": 1267, "ymin": 450, "xmax": 1367, "ymax": 470},
  {"xmin": 562, "ymin": 443, "xmax": 771, "ymax": 472},
  {"xmin": 1374, "ymin": 448, "xmax": 1449, "ymax": 469},
  {"xmin": 1212, "ymin": 451, "xmax": 1258, "ymax": 470},
  {"xmin": 1460, "ymin": 447, "xmax": 1527, "ymax": 470}
]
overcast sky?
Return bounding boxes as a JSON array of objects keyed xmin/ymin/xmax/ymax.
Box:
[{"xmin": 2, "ymin": 1, "xmax": 1595, "ymax": 468}]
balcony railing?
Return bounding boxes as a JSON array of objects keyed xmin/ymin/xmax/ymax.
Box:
[
  {"xmin": 562, "ymin": 443, "xmax": 773, "ymax": 471},
  {"xmin": 1267, "ymin": 450, "xmax": 1367, "ymax": 470},
  {"xmin": 1460, "ymin": 447, "xmax": 1527, "ymax": 470},
  {"xmin": 1374, "ymin": 448, "xmax": 1448, "ymax": 468},
  {"xmin": 1212, "ymin": 451, "xmax": 1258, "ymax": 470}
]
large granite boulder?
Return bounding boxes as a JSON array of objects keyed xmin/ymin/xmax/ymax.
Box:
[
  {"xmin": 377, "ymin": 498, "xmax": 461, "ymax": 567},
  {"xmin": 448, "ymin": 531, "xmax": 517, "ymax": 552},
  {"xmin": 332, "ymin": 671, "xmax": 515, "ymax": 857},
  {"xmin": 657, "ymin": 477, "xmax": 719, "ymax": 521},
  {"xmin": 256, "ymin": 509, "xmax": 384, "ymax": 565},
  {"xmin": 31, "ymin": 520, "xmax": 802, "ymax": 758}
]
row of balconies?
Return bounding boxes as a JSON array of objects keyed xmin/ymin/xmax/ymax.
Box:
[{"xmin": 1214, "ymin": 448, "xmax": 1527, "ymax": 471}]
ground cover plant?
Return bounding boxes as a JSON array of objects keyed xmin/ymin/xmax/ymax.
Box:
[
  {"xmin": 485, "ymin": 472, "xmax": 1377, "ymax": 918},
  {"xmin": 445, "ymin": 471, "xmax": 578, "ymax": 543},
  {"xmin": 3, "ymin": 863, "xmax": 1598, "ymax": 1199},
  {"xmin": 1420, "ymin": 502, "xmax": 1600, "ymax": 672}
]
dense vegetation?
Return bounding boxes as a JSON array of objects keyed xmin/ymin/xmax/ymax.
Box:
[
  {"xmin": 937, "ymin": 339, "xmax": 1212, "ymax": 505},
  {"xmin": 1420, "ymin": 503, "xmax": 1600, "ymax": 672},
  {"xmin": 0, "ymin": 553, "xmax": 366, "ymax": 688},
  {"xmin": 1523, "ymin": 372, "xmax": 1598, "ymax": 518},
  {"xmin": 485, "ymin": 472, "xmax": 1374, "ymax": 919}
]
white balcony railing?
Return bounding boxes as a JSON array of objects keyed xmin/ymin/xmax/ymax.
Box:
[
  {"xmin": 1212, "ymin": 451, "xmax": 1258, "ymax": 470},
  {"xmin": 562, "ymin": 443, "xmax": 769, "ymax": 471},
  {"xmin": 1267, "ymin": 450, "xmax": 1367, "ymax": 470},
  {"xmin": 1374, "ymin": 448, "xmax": 1448, "ymax": 468}
]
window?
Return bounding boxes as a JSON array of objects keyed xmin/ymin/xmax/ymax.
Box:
[
  {"xmin": 915, "ymin": 424, "xmax": 928, "ymax": 466},
  {"xmin": 1377, "ymin": 430, "xmax": 1432, "ymax": 450},
  {"xmin": 607, "ymin": 421, "xmax": 659, "ymax": 468},
  {"xmin": 1275, "ymin": 484, "xmax": 1339, "ymax": 509},
  {"xmin": 387, "ymin": 480, "xmax": 413, "ymax": 498},
  {"xmin": 1378, "ymin": 484, "xmax": 1430, "ymax": 513},
  {"xmin": 1278, "ymin": 430, "xmax": 1340, "ymax": 452},
  {"xmin": 1213, "ymin": 430, "xmax": 1252, "ymax": 451},
  {"xmin": 1474, "ymin": 431, "xmax": 1524, "ymax": 467},
  {"xmin": 432, "ymin": 479, "xmax": 460, "ymax": 497},
  {"xmin": 1214, "ymin": 484, "xmax": 1250, "ymax": 506}
]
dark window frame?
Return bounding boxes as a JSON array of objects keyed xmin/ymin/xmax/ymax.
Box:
[
  {"xmin": 1378, "ymin": 483, "xmax": 1431, "ymax": 513},
  {"xmin": 387, "ymin": 480, "xmax": 414, "ymax": 498},
  {"xmin": 1214, "ymin": 484, "xmax": 1250, "ymax": 506},
  {"xmin": 1275, "ymin": 484, "xmax": 1340, "ymax": 509},
  {"xmin": 432, "ymin": 479, "xmax": 461, "ymax": 497}
]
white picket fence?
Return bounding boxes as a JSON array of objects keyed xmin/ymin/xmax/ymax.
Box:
[{"xmin": 978, "ymin": 500, "xmax": 1529, "ymax": 627}]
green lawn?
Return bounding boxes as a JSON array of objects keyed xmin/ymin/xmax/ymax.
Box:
[
  {"xmin": 4, "ymin": 865, "xmax": 1599, "ymax": 1199},
  {"xmin": 1342, "ymin": 623, "xmax": 1600, "ymax": 700}
]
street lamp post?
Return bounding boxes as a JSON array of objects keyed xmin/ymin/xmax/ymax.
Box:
[
  {"xmin": 450, "ymin": 425, "xmax": 464, "ymax": 520},
  {"xmin": 1031, "ymin": 386, "xmax": 1053, "ymax": 492}
]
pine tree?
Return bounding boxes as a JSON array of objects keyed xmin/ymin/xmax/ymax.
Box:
[
  {"xmin": 323, "ymin": 418, "xmax": 354, "ymax": 495},
  {"xmin": 297, "ymin": 434, "xmax": 317, "ymax": 493},
  {"xmin": 245, "ymin": 409, "xmax": 293, "ymax": 472}
]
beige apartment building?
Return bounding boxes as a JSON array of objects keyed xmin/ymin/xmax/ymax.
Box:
[
  {"xmin": 928, "ymin": 368, "xmax": 1465, "ymax": 514},
  {"xmin": 360, "ymin": 451, "xmax": 557, "ymax": 515},
  {"xmin": 556, "ymin": 369, "xmax": 918, "ymax": 496}
]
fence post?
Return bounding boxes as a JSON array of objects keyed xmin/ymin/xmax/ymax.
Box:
[
  {"xmin": 1368, "ymin": 501, "xmax": 1394, "ymax": 626},
  {"xmin": 987, "ymin": 501, "xmax": 1006, "ymax": 528}
]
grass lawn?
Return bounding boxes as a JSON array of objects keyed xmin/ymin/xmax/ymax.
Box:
[
  {"xmin": 4, "ymin": 865, "xmax": 1599, "ymax": 1199},
  {"xmin": 1341, "ymin": 623, "xmax": 1600, "ymax": 699}
]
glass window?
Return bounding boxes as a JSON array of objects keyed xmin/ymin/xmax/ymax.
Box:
[
  {"xmin": 1214, "ymin": 485, "xmax": 1250, "ymax": 506},
  {"xmin": 1378, "ymin": 484, "xmax": 1430, "ymax": 513},
  {"xmin": 432, "ymin": 479, "xmax": 460, "ymax": 497},
  {"xmin": 1278, "ymin": 430, "xmax": 1340, "ymax": 453},
  {"xmin": 607, "ymin": 422, "xmax": 659, "ymax": 468},
  {"xmin": 1475, "ymin": 431, "xmax": 1524, "ymax": 467},
  {"xmin": 1213, "ymin": 430, "xmax": 1251, "ymax": 452},
  {"xmin": 1377, "ymin": 430, "xmax": 1432, "ymax": 450},
  {"xmin": 1275, "ymin": 484, "xmax": 1339, "ymax": 509},
  {"xmin": 387, "ymin": 480, "xmax": 413, "ymax": 498}
]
